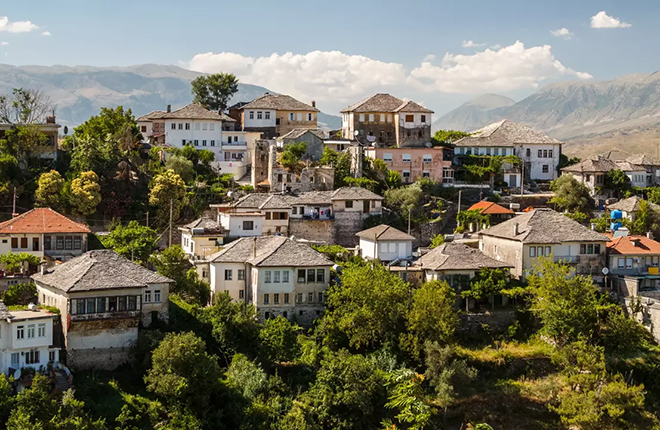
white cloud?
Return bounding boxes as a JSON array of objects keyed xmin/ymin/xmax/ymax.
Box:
[
  {"xmin": 462, "ymin": 40, "xmax": 486, "ymax": 48},
  {"xmin": 590, "ymin": 11, "xmax": 631, "ymax": 28},
  {"xmin": 41, "ymin": 31, "xmax": 51, "ymax": 36},
  {"xmin": 0, "ymin": 41, "xmax": 7, "ymax": 46},
  {"xmin": 188, "ymin": 50, "xmax": 407, "ymax": 106},
  {"xmin": 489, "ymin": 44, "xmax": 502, "ymax": 50},
  {"xmin": 423, "ymin": 54, "xmax": 436, "ymax": 62},
  {"xmin": 551, "ymin": 28, "xmax": 573, "ymax": 39},
  {"xmin": 0, "ymin": 16, "xmax": 38, "ymax": 33},
  {"xmin": 407, "ymin": 41, "xmax": 592, "ymax": 93}
]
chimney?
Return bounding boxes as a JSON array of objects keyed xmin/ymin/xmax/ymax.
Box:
[
  {"xmin": 632, "ymin": 238, "xmax": 640, "ymax": 247},
  {"xmin": 311, "ymin": 100, "xmax": 316, "ymax": 108},
  {"xmin": 647, "ymin": 231, "xmax": 654, "ymax": 240},
  {"xmin": 167, "ymin": 104, "xmax": 172, "ymax": 113},
  {"xmin": 40, "ymin": 262, "xmax": 46, "ymax": 275},
  {"xmin": 252, "ymin": 237, "xmax": 257, "ymax": 258},
  {"xmin": 513, "ymin": 222, "xmax": 519, "ymax": 236},
  {"xmin": 591, "ymin": 223, "xmax": 597, "ymax": 231}
]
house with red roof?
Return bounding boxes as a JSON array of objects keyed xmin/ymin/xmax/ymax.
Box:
[
  {"xmin": 607, "ymin": 233, "xmax": 660, "ymax": 297},
  {"xmin": 468, "ymin": 200, "xmax": 515, "ymax": 223},
  {"xmin": 0, "ymin": 208, "xmax": 91, "ymax": 264}
]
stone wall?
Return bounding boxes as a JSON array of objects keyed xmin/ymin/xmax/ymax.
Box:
[
  {"xmin": 66, "ymin": 347, "xmax": 132, "ymax": 370},
  {"xmin": 257, "ymin": 305, "xmax": 324, "ymax": 327},
  {"xmin": 270, "ymin": 166, "xmax": 334, "ymax": 193},
  {"xmin": 289, "ymin": 219, "xmax": 333, "ymax": 243},
  {"xmin": 625, "ymin": 296, "xmax": 660, "ymax": 342},
  {"xmin": 333, "ymin": 212, "xmax": 367, "ymax": 247}
]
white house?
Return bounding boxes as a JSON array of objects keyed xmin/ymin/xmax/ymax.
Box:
[
  {"xmin": 179, "ymin": 217, "xmax": 224, "ymax": 260},
  {"xmin": 32, "ymin": 250, "xmax": 172, "ymax": 370},
  {"xmin": 454, "ymin": 120, "xmax": 563, "ymax": 182},
  {"xmin": 207, "ymin": 236, "xmax": 333, "ymax": 325},
  {"xmin": 218, "ymin": 211, "xmax": 265, "ymax": 238},
  {"xmin": 356, "ymin": 224, "xmax": 414, "ymax": 262},
  {"xmin": 213, "ymin": 194, "xmax": 294, "ymax": 236},
  {"xmin": 0, "ymin": 303, "xmax": 60, "ymax": 376}
]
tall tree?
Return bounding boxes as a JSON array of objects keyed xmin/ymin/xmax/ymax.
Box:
[
  {"xmin": 149, "ymin": 169, "xmax": 188, "ymax": 224},
  {"xmin": 550, "ymin": 175, "xmax": 593, "ymax": 212},
  {"xmin": 191, "ymin": 73, "xmax": 239, "ymax": 111},
  {"xmin": 102, "ymin": 220, "xmax": 157, "ymax": 264},
  {"xmin": 604, "ymin": 169, "xmax": 631, "ymax": 198},
  {"xmin": 70, "ymin": 171, "xmax": 101, "ymax": 215},
  {"xmin": 35, "ymin": 170, "xmax": 64, "ymax": 208},
  {"xmin": 0, "ymin": 88, "xmax": 52, "ymax": 124}
]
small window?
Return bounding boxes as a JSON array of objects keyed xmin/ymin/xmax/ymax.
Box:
[
  {"xmin": 283, "ymin": 270, "xmax": 289, "ymax": 283},
  {"xmin": 210, "ymin": 140, "xmax": 215, "ymax": 147},
  {"xmin": 545, "ymin": 246, "xmax": 551, "ymax": 256},
  {"xmin": 202, "ymin": 122, "xmax": 208, "ymax": 130},
  {"xmin": 618, "ymin": 258, "xmax": 625, "ymax": 269},
  {"xmin": 537, "ymin": 246, "xmax": 544, "ymax": 257},
  {"xmin": 297, "ymin": 113, "xmax": 302, "ymax": 121},
  {"xmin": 265, "ymin": 111, "xmax": 271, "ymax": 120},
  {"xmin": 86, "ymin": 298, "xmax": 96, "ymax": 314},
  {"xmin": 274, "ymin": 271, "xmax": 281, "ymax": 283},
  {"xmin": 421, "ymin": 114, "xmax": 426, "ymax": 123},
  {"xmin": 580, "ymin": 244, "xmax": 587, "ymax": 254},
  {"xmin": 538, "ymin": 149, "xmax": 543, "ymax": 158},
  {"xmin": 128, "ymin": 296, "xmax": 137, "ymax": 311},
  {"xmin": 263, "ymin": 294, "xmax": 270, "ymax": 305},
  {"xmin": 405, "ymin": 114, "xmax": 414, "ymax": 122},
  {"xmin": 402, "ymin": 154, "xmax": 411, "ymax": 162},
  {"xmin": 16, "ymin": 326, "xmax": 24, "ymax": 340},
  {"xmin": 284, "ymin": 293, "xmax": 290, "ymax": 304},
  {"xmin": 21, "ymin": 237, "xmax": 28, "ymax": 249},
  {"xmin": 97, "ymin": 297, "xmax": 106, "ymax": 311},
  {"xmin": 274, "ymin": 293, "xmax": 280, "ymax": 304},
  {"xmin": 257, "ymin": 111, "xmax": 263, "ymax": 120},
  {"xmin": 359, "ymin": 114, "xmax": 365, "ymax": 122},
  {"xmin": 265, "ymin": 271, "xmax": 272, "ymax": 283},
  {"xmin": 587, "ymin": 244, "xmax": 594, "ymax": 254},
  {"xmin": 27, "ymin": 324, "xmax": 35, "ymax": 339},
  {"xmin": 238, "ymin": 270, "xmax": 245, "ymax": 280},
  {"xmin": 171, "ymin": 123, "xmax": 176, "ymax": 130},
  {"xmin": 422, "ymin": 171, "xmax": 430, "ymax": 178},
  {"xmin": 423, "ymin": 154, "xmax": 432, "ymax": 163},
  {"xmin": 239, "ymin": 290, "xmax": 245, "ymax": 299},
  {"xmin": 529, "ymin": 247, "xmax": 536, "ymax": 257},
  {"xmin": 345, "ymin": 200, "xmax": 353, "ymax": 208},
  {"xmin": 154, "ymin": 290, "xmax": 161, "ymax": 302},
  {"xmin": 307, "ymin": 269, "xmax": 315, "ymax": 283},
  {"xmin": 298, "ymin": 269, "xmax": 306, "ymax": 283},
  {"xmin": 383, "ymin": 153, "xmax": 393, "ymax": 162},
  {"xmin": 249, "ymin": 111, "xmax": 254, "ymax": 119},
  {"xmin": 594, "ymin": 244, "xmax": 601, "ymax": 254},
  {"xmin": 73, "ymin": 236, "xmax": 82, "ymax": 249},
  {"xmin": 225, "ymin": 269, "xmax": 233, "ymax": 281},
  {"xmin": 542, "ymin": 165, "xmax": 549, "ymax": 173},
  {"xmin": 178, "ymin": 123, "xmax": 183, "ymax": 130},
  {"xmin": 296, "ymin": 293, "xmax": 303, "ymax": 303},
  {"xmin": 185, "ymin": 123, "xmax": 191, "ymax": 130},
  {"xmin": 243, "ymin": 221, "xmax": 254, "ymax": 230},
  {"xmin": 526, "ymin": 148, "xmax": 531, "ymax": 157},
  {"xmin": 308, "ymin": 292, "xmax": 314, "ymax": 303},
  {"xmin": 316, "ymin": 269, "xmax": 325, "ymax": 283},
  {"xmin": 549, "ymin": 149, "xmax": 553, "ymax": 158},
  {"xmin": 118, "ymin": 296, "xmax": 127, "ymax": 311},
  {"xmin": 141, "ymin": 125, "xmax": 147, "ymax": 132},
  {"xmin": 369, "ymin": 114, "xmax": 374, "ymax": 122},
  {"xmin": 202, "ymin": 140, "xmax": 207, "ymax": 147},
  {"xmin": 308, "ymin": 113, "xmax": 313, "ymax": 121}
]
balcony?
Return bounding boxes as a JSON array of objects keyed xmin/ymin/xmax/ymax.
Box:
[
  {"xmin": 555, "ymin": 255, "xmax": 580, "ymax": 264},
  {"xmin": 70, "ymin": 310, "xmax": 141, "ymax": 322},
  {"xmin": 611, "ymin": 266, "xmax": 660, "ymax": 277}
]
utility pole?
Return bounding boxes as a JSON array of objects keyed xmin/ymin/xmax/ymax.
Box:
[
  {"xmin": 520, "ymin": 162, "xmax": 525, "ymax": 197},
  {"xmin": 12, "ymin": 187, "xmax": 16, "ymax": 216},
  {"xmin": 408, "ymin": 207, "xmax": 412, "ymax": 236},
  {"xmin": 169, "ymin": 199, "xmax": 173, "ymax": 248},
  {"xmin": 146, "ymin": 211, "xmax": 149, "ymax": 228},
  {"xmin": 457, "ymin": 190, "xmax": 462, "ymax": 214}
]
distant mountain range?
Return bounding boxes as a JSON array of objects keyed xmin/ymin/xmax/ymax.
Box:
[
  {"xmin": 433, "ymin": 73, "xmax": 660, "ymax": 158},
  {"xmin": 0, "ymin": 64, "xmax": 343, "ymax": 130}
]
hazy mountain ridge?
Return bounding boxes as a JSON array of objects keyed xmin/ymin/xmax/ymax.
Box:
[
  {"xmin": 0, "ymin": 64, "xmax": 342, "ymax": 129},
  {"xmin": 433, "ymin": 73, "xmax": 660, "ymax": 157}
]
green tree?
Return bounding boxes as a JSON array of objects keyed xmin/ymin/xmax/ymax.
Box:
[
  {"xmin": 70, "ymin": 171, "xmax": 101, "ymax": 215},
  {"xmin": 604, "ymin": 169, "xmax": 631, "ymax": 198},
  {"xmin": 149, "ymin": 170, "xmax": 187, "ymax": 224},
  {"xmin": 429, "ymin": 234, "xmax": 445, "ymax": 248},
  {"xmin": 145, "ymin": 332, "xmax": 223, "ymax": 414},
  {"xmin": 647, "ymin": 187, "xmax": 660, "ymax": 205},
  {"xmin": 424, "ymin": 342, "xmax": 476, "ymax": 419},
  {"xmin": 0, "ymin": 252, "xmax": 41, "ymax": 273},
  {"xmin": 204, "ymin": 294, "xmax": 261, "ymax": 358},
  {"xmin": 558, "ymin": 154, "xmax": 580, "ymax": 170},
  {"xmin": 2, "ymin": 282, "xmax": 37, "ymax": 306},
  {"xmin": 281, "ymin": 142, "xmax": 307, "ymax": 173},
  {"xmin": 320, "ymin": 262, "xmax": 411, "ymax": 350},
  {"xmin": 259, "ymin": 316, "xmax": 301, "ymax": 363},
  {"xmin": 432, "ymin": 130, "xmax": 470, "ymax": 146},
  {"xmin": 149, "ymin": 245, "xmax": 210, "ymax": 304},
  {"xmin": 101, "ymin": 220, "xmax": 158, "ymax": 263},
  {"xmin": 550, "ymin": 175, "xmax": 593, "ymax": 212},
  {"xmin": 35, "ymin": 170, "xmax": 64, "ymax": 208},
  {"xmin": 461, "ymin": 267, "xmax": 510, "ymax": 311},
  {"xmin": 319, "ymin": 147, "xmax": 339, "ymax": 167},
  {"xmin": 226, "ymin": 353, "xmax": 268, "ymax": 400},
  {"xmin": 165, "ymin": 155, "xmax": 195, "ymax": 184},
  {"xmin": 0, "ymin": 88, "xmax": 52, "ymax": 124},
  {"xmin": 0, "ymin": 124, "xmax": 49, "ymax": 160},
  {"xmin": 0, "ymin": 375, "xmax": 13, "ymax": 428},
  {"xmin": 191, "ymin": 73, "xmax": 239, "ymax": 111},
  {"xmin": 334, "ymin": 151, "xmax": 352, "ymax": 188},
  {"xmin": 384, "ymin": 369, "xmax": 433, "ymax": 430}
]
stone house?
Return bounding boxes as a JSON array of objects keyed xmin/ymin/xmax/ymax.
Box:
[
  {"xmin": 0, "ymin": 208, "xmax": 91, "ymax": 268},
  {"xmin": 607, "ymin": 233, "xmax": 660, "ymax": 297},
  {"xmin": 0, "ymin": 302, "xmax": 61, "ymax": 376},
  {"xmin": 606, "ymin": 196, "xmax": 660, "ymax": 222},
  {"xmin": 364, "ymin": 146, "xmax": 453, "ymax": 184},
  {"xmin": 238, "ymin": 93, "xmax": 319, "ymax": 139},
  {"xmin": 0, "ymin": 115, "xmax": 60, "ymax": 161},
  {"xmin": 479, "ymin": 208, "xmax": 609, "ymax": 283},
  {"xmin": 356, "ymin": 224, "xmax": 414, "ymax": 262},
  {"xmin": 454, "ymin": 120, "xmax": 562, "ymax": 183},
  {"xmin": 32, "ymin": 250, "xmax": 172, "ymax": 370},
  {"xmin": 562, "ymin": 156, "xmax": 647, "ymax": 197},
  {"xmin": 179, "ymin": 217, "xmax": 224, "ymax": 260},
  {"xmin": 625, "ymin": 154, "xmax": 660, "ymax": 186},
  {"xmin": 218, "ymin": 212, "xmax": 265, "ymax": 238},
  {"xmin": 276, "ymin": 128, "xmax": 327, "ymax": 161},
  {"xmin": 206, "ymin": 236, "xmax": 333, "ymax": 325},
  {"xmin": 340, "ymin": 94, "xmax": 433, "ymax": 147},
  {"xmin": 212, "ymin": 193, "xmax": 294, "ymax": 236}
]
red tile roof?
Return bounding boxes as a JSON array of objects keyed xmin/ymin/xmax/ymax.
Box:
[
  {"xmin": 0, "ymin": 208, "xmax": 91, "ymax": 235},
  {"xmin": 607, "ymin": 235, "xmax": 660, "ymax": 255},
  {"xmin": 468, "ymin": 201, "xmax": 515, "ymax": 215}
]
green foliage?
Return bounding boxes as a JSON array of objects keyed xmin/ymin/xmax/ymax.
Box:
[
  {"xmin": 558, "ymin": 154, "xmax": 580, "ymax": 170},
  {"xmin": 226, "ymin": 353, "xmax": 268, "ymax": 400},
  {"xmin": 203, "ymin": 293, "xmax": 261, "ymax": 358},
  {"xmin": 2, "ymin": 282, "xmax": 37, "ymax": 306},
  {"xmin": 165, "ymin": 155, "xmax": 195, "ymax": 183},
  {"xmin": 647, "ymin": 186, "xmax": 660, "ymax": 204},
  {"xmin": 429, "ymin": 234, "xmax": 445, "ymax": 248},
  {"xmin": 149, "ymin": 169, "xmax": 187, "ymax": 224},
  {"xmin": 461, "ymin": 268, "xmax": 510, "ymax": 306},
  {"xmin": 590, "ymin": 216, "xmax": 610, "ymax": 232},
  {"xmin": 0, "ymin": 374, "xmax": 13, "ymax": 428},
  {"xmin": 101, "ymin": 220, "xmax": 157, "ymax": 263},
  {"xmin": 605, "ymin": 169, "xmax": 632, "ymax": 198},
  {"xmin": 149, "ymin": 246, "xmax": 210, "ymax": 305},
  {"xmin": 0, "ymin": 252, "xmax": 41, "ymax": 273},
  {"xmin": 456, "ymin": 209, "xmax": 490, "ymax": 230},
  {"xmin": 281, "ymin": 142, "xmax": 308, "ymax": 173},
  {"xmin": 70, "ymin": 171, "xmax": 102, "ymax": 215},
  {"xmin": 259, "ymin": 317, "xmax": 301, "ymax": 363},
  {"xmin": 35, "ymin": 170, "xmax": 64, "ymax": 208},
  {"xmin": 563, "ymin": 210, "xmax": 589, "ymax": 224},
  {"xmin": 311, "ymin": 244, "xmax": 353, "ymax": 262},
  {"xmin": 432, "ymin": 129, "xmax": 470, "ymax": 146},
  {"xmin": 550, "ymin": 175, "xmax": 593, "ymax": 212},
  {"xmin": 191, "ymin": 72, "xmax": 239, "ymax": 111},
  {"xmin": 386, "ymin": 170, "xmax": 402, "ymax": 189},
  {"xmin": 384, "ymin": 369, "xmax": 432, "ymax": 430},
  {"xmin": 629, "ymin": 198, "xmax": 660, "ymax": 237},
  {"xmin": 333, "ymin": 151, "xmax": 353, "ymax": 188},
  {"xmin": 424, "ymin": 342, "xmax": 476, "ymax": 414},
  {"xmin": 319, "ymin": 147, "xmax": 339, "ymax": 167}
]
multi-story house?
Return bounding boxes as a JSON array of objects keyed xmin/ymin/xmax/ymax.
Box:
[
  {"xmin": 364, "ymin": 146, "xmax": 454, "ymax": 184},
  {"xmin": 607, "ymin": 233, "xmax": 660, "ymax": 297},
  {"xmin": 606, "ymin": 196, "xmax": 660, "ymax": 222},
  {"xmin": 32, "ymin": 250, "xmax": 172, "ymax": 370},
  {"xmin": 562, "ymin": 156, "xmax": 647, "ymax": 196},
  {"xmin": 179, "ymin": 217, "xmax": 224, "ymax": 260},
  {"xmin": 479, "ymin": 208, "xmax": 609, "ymax": 284},
  {"xmin": 626, "ymin": 154, "xmax": 660, "ymax": 186},
  {"xmin": 207, "ymin": 236, "xmax": 333, "ymax": 325},
  {"xmin": 454, "ymin": 120, "xmax": 563, "ymax": 183},
  {"xmin": 237, "ymin": 93, "xmax": 319, "ymax": 139},
  {"xmin": 356, "ymin": 224, "xmax": 414, "ymax": 262},
  {"xmin": 0, "ymin": 114, "xmax": 61, "ymax": 161},
  {"xmin": 0, "ymin": 303, "xmax": 61, "ymax": 376},
  {"xmin": 212, "ymin": 194, "xmax": 294, "ymax": 236},
  {"xmin": 340, "ymin": 94, "xmax": 434, "ymax": 147},
  {"xmin": 0, "ymin": 208, "xmax": 91, "ymax": 268}
]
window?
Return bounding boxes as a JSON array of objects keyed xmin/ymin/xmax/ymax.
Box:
[
  {"xmin": 243, "ymin": 221, "xmax": 254, "ymax": 230},
  {"xmin": 239, "ymin": 290, "xmax": 245, "ymax": 299},
  {"xmin": 282, "ymin": 270, "xmax": 289, "ymax": 283},
  {"xmin": 296, "ymin": 293, "xmax": 303, "ymax": 303},
  {"xmin": 238, "ymin": 269, "xmax": 245, "ymax": 280},
  {"xmin": 405, "ymin": 114, "xmax": 414, "ymax": 122},
  {"xmin": 529, "ymin": 247, "xmax": 536, "ymax": 257},
  {"xmin": 379, "ymin": 114, "xmax": 385, "ymax": 122},
  {"xmin": 307, "ymin": 269, "xmax": 315, "ymax": 283},
  {"xmin": 308, "ymin": 292, "xmax": 314, "ymax": 303},
  {"xmin": 257, "ymin": 111, "xmax": 263, "ymax": 119},
  {"xmin": 594, "ymin": 244, "xmax": 601, "ymax": 254},
  {"xmin": 225, "ymin": 269, "xmax": 233, "ymax": 281},
  {"xmin": 402, "ymin": 154, "xmax": 411, "ymax": 162},
  {"xmin": 202, "ymin": 122, "xmax": 207, "ymax": 130},
  {"xmin": 618, "ymin": 258, "xmax": 625, "ymax": 269},
  {"xmin": 44, "ymin": 236, "xmax": 51, "ymax": 250},
  {"xmin": 154, "ymin": 290, "xmax": 161, "ymax": 302},
  {"xmin": 86, "ymin": 298, "xmax": 96, "ymax": 314},
  {"xmin": 387, "ymin": 114, "xmax": 393, "ymax": 122},
  {"xmin": 284, "ymin": 293, "xmax": 290, "ymax": 304},
  {"xmin": 543, "ymin": 150, "xmax": 548, "ymax": 158},
  {"xmin": 626, "ymin": 258, "xmax": 633, "ymax": 269},
  {"xmin": 402, "ymin": 171, "xmax": 411, "ymax": 180},
  {"xmin": 211, "ymin": 140, "xmax": 215, "ymax": 147},
  {"xmin": 49, "ymin": 351, "xmax": 55, "ymax": 362},
  {"xmin": 185, "ymin": 123, "xmax": 191, "ymax": 130},
  {"xmin": 128, "ymin": 296, "xmax": 137, "ymax": 311},
  {"xmin": 109, "ymin": 297, "xmax": 117, "ymax": 311},
  {"xmin": 580, "ymin": 244, "xmax": 587, "ymax": 254},
  {"xmin": 297, "ymin": 113, "xmax": 303, "ymax": 121},
  {"xmin": 178, "ymin": 123, "xmax": 183, "ymax": 130},
  {"xmin": 319, "ymin": 292, "xmax": 325, "ymax": 303},
  {"xmin": 265, "ymin": 271, "xmax": 272, "ymax": 283},
  {"xmin": 359, "ymin": 114, "xmax": 365, "ymax": 122},
  {"xmin": 202, "ymin": 140, "xmax": 207, "ymax": 147},
  {"xmin": 587, "ymin": 244, "xmax": 594, "ymax": 254},
  {"xmin": 16, "ymin": 326, "xmax": 24, "ymax": 340},
  {"xmin": 145, "ymin": 290, "xmax": 151, "ymax": 303},
  {"xmin": 265, "ymin": 111, "xmax": 271, "ymax": 120},
  {"xmin": 383, "ymin": 153, "xmax": 393, "ymax": 162},
  {"xmin": 25, "ymin": 350, "xmax": 39, "ymax": 365},
  {"xmin": 76, "ymin": 299, "xmax": 85, "ymax": 315},
  {"xmin": 545, "ymin": 246, "xmax": 551, "ymax": 256},
  {"xmin": 274, "ymin": 271, "xmax": 280, "ymax": 283},
  {"xmin": 526, "ymin": 148, "xmax": 531, "ymax": 157},
  {"xmin": 210, "ymin": 123, "xmax": 214, "ymax": 131},
  {"xmin": 10, "ymin": 237, "xmax": 17, "ymax": 249},
  {"xmin": 542, "ymin": 165, "xmax": 549, "ymax": 173},
  {"xmin": 308, "ymin": 113, "xmax": 314, "ymax": 121},
  {"xmin": 537, "ymin": 246, "xmax": 544, "ymax": 257},
  {"xmin": 194, "ymin": 140, "xmax": 199, "ymax": 146},
  {"xmin": 422, "ymin": 171, "xmax": 430, "ymax": 178},
  {"xmin": 389, "ymin": 243, "xmax": 397, "ymax": 253},
  {"xmin": 263, "ymin": 293, "xmax": 270, "ymax": 305},
  {"xmin": 421, "ymin": 114, "xmax": 426, "ymax": 123},
  {"xmin": 292, "ymin": 207, "xmax": 297, "ymax": 215},
  {"xmin": 119, "ymin": 296, "xmax": 127, "ymax": 311},
  {"xmin": 316, "ymin": 269, "xmax": 325, "ymax": 283},
  {"xmin": 182, "ymin": 139, "xmax": 186, "ymax": 146},
  {"xmin": 171, "ymin": 123, "xmax": 176, "ymax": 130},
  {"xmin": 227, "ymin": 136, "xmax": 232, "ymax": 143},
  {"xmin": 140, "ymin": 125, "xmax": 147, "ymax": 132},
  {"xmin": 11, "ymin": 353, "xmax": 19, "ymax": 366},
  {"xmin": 274, "ymin": 293, "xmax": 280, "ymax": 304},
  {"xmin": 289, "ymin": 113, "xmax": 296, "ymax": 121},
  {"xmin": 97, "ymin": 297, "xmax": 106, "ymax": 312},
  {"xmin": 298, "ymin": 269, "xmax": 306, "ymax": 283},
  {"xmin": 538, "ymin": 149, "xmax": 543, "ymax": 158},
  {"xmin": 21, "ymin": 237, "xmax": 28, "ymax": 249},
  {"xmin": 486, "ymin": 148, "xmax": 491, "ymax": 156},
  {"xmin": 249, "ymin": 111, "xmax": 254, "ymax": 119},
  {"xmin": 369, "ymin": 114, "xmax": 374, "ymax": 122},
  {"xmin": 27, "ymin": 324, "xmax": 35, "ymax": 339},
  {"xmin": 423, "ymin": 154, "xmax": 432, "ymax": 163},
  {"xmin": 73, "ymin": 236, "xmax": 82, "ymax": 249},
  {"xmin": 380, "ymin": 242, "xmax": 388, "ymax": 252}
]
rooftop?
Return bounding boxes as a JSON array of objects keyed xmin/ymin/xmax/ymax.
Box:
[
  {"xmin": 207, "ymin": 236, "xmax": 332, "ymax": 267},
  {"xmin": 468, "ymin": 201, "xmax": 515, "ymax": 215},
  {"xmin": 606, "ymin": 196, "xmax": 660, "ymax": 213},
  {"xmin": 454, "ymin": 119, "xmax": 562, "ymax": 147},
  {"xmin": 8, "ymin": 309, "xmax": 57, "ymax": 321},
  {"xmin": 31, "ymin": 250, "xmax": 172, "ymax": 293},
  {"xmin": 137, "ymin": 110, "xmax": 168, "ymax": 121},
  {"xmin": 277, "ymin": 128, "xmax": 327, "ymax": 141},
  {"xmin": 479, "ymin": 208, "xmax": 609, "ymax": 244},
  {"xmin": 607, "ymin": 235, "xmax": 660, "ymax": 255},
  {"xmin": 356, "ymin": 224, "xmax": 415, "ymax": 241},
  {"xmin": 0, "ymin": 208, "xmax": 90, "ymax": 235},
  {"xmin": 159, "ymin": 103, "xmax": 235, "ymax": 122},
  {"xmin": 560, "ymin": 156, "xmax": 645, "ymax": 173},
  {"xmin": 341, "ymin": 94, "xmax": 433, "ymax": 114},
  {"xmin": 415, "ymin": 242, "xmax": 512, "ymax": 271},
  {"xmin": 240, "ymin": 94, "xmax": 319, "ymax": 112},
  {"xmin": 180, "ymin": 217, "xmax": 224, "ymax": 234},
  {"xmin": 331, "ymin": 186, "xmax": 384, "ymax": 201}
]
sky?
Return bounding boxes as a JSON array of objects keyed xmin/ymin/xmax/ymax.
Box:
[{"xmin": 1, "ymin": 0, "xmax": 658, "ymax": 116}]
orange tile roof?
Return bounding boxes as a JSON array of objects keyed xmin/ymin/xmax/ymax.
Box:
[
  {"xmin": 468, "ymin": 200, "xmax": 515, "ymax": 215},
  {"xmin": 0, "ymin": 208, "xmax": 91, "ymax": 235},
  {"xmin": 607, "ymin": 235, "xmax": 660, "ymax": 255}
]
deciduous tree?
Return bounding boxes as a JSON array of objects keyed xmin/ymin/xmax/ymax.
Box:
[
  {"xmin": 149, "ymin": 169, "xmax": 187, "ymax": 224},
  {"xmin": 191, "ymin": 73, "xmax": 239, "ymax": 111},
  {"xmin": 259, "ymin": 316, "xmax": 301, "ymax": 364},
  {"xmin": 550, "ymin": 175, "xmax": 593, "ymax": 212},
  {"xmin": 70, "ymin": 171, "xmax": 101, "ymax": 215},
  {"xmin": 35, "ymin": 170, "xmax": 64, "ymax": 208},
  {"xmin": 101, "ymin": 220, "xmax": 157, "ymax": 263}
]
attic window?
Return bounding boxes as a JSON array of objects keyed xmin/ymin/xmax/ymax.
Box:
[{"xmin": 405, "ymin": 115, "xmax": 414, "ymax": 123}]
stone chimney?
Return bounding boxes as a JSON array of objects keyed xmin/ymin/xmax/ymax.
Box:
[
  {"xmin": 647, "ymin": 231, "xmax": 654, "ymax": 240},
  {"xmin": 167, "ymin": 104, "xmax": 172, "ymax": 113},
  {"xmin": 252, "ymin": 237, "xmax": 257, "ymax": 258},
  {"xmin": 513, "ymin": 223, "xmax": 519, "ymax": 236},
  {"xmin": 311, "ymin": 100, "xmax": 316, "ymax": 108}
]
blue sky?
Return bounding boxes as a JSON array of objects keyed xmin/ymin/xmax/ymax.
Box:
[{"xmin": 1, "ymin": 0, "xmax": 657, "ymax": 115}]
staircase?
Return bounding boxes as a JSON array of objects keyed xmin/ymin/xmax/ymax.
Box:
[{"xmin": 53, "ymin": 367, "xmax": 72, "ymax": 392}]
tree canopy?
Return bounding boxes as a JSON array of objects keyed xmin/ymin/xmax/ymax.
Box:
[{"xmin": 191, "ymin": 73, "xmax": 239, "ymax": 111}]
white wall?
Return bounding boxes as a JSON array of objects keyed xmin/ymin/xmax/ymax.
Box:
[
  {"xmin": 517, "ymin": 144, "xmax": 561, "ymax": 181},
  {"xmin": 209, "ymin": 262, "xmax": 247, "ymax": 302},
  {"xmin": 164, "ymin": 119, "xmax": 223, "ymax": 149},
  {"xmin": 243, "ymin": 109, "xmax": 276, "ymax": 128},
  {"xmin": 219, "ymin": 213, "xmax": 264, "ymax": 237},
  {"xmin": 398, "ymin": 112, "xmax": 432, "ymax": 128}
]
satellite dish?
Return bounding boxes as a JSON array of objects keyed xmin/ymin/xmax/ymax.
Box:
[
  {"xmin": 602, "ymin": 267, "xmax": 609, "ymax": 275},
  {"xmin": 425, "ymin": 141, "xmax": 432, "ymax": 148},
  {"xmin": 366, "ymin": 135, "xmax": 376, "ymax": 143},
  {"xmin": 63, "ymin": 126, "xmax": 68, "ymax": 135},
  {"xmin": 13, "ymin": 369, "xmax": 20, "ymax": 380},
  {"xmin": 354, "ymin": 130, "xmax": 359, "ymax": 137}
]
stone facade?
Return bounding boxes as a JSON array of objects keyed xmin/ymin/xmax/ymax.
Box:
[
  {"xmin": 289, "ymin": 219, "xmax": 334, "ymax": 243},
  {"xmin": 278, "ymin": 130, "xmax": 325, "ymax": 161},
  {"xmin": 270, "ymin": 166, "xmax": 334, "ymax": 194},
  {"xmin": 333, "ymin": 212, "xmax": 368, "ymax": 248}
]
